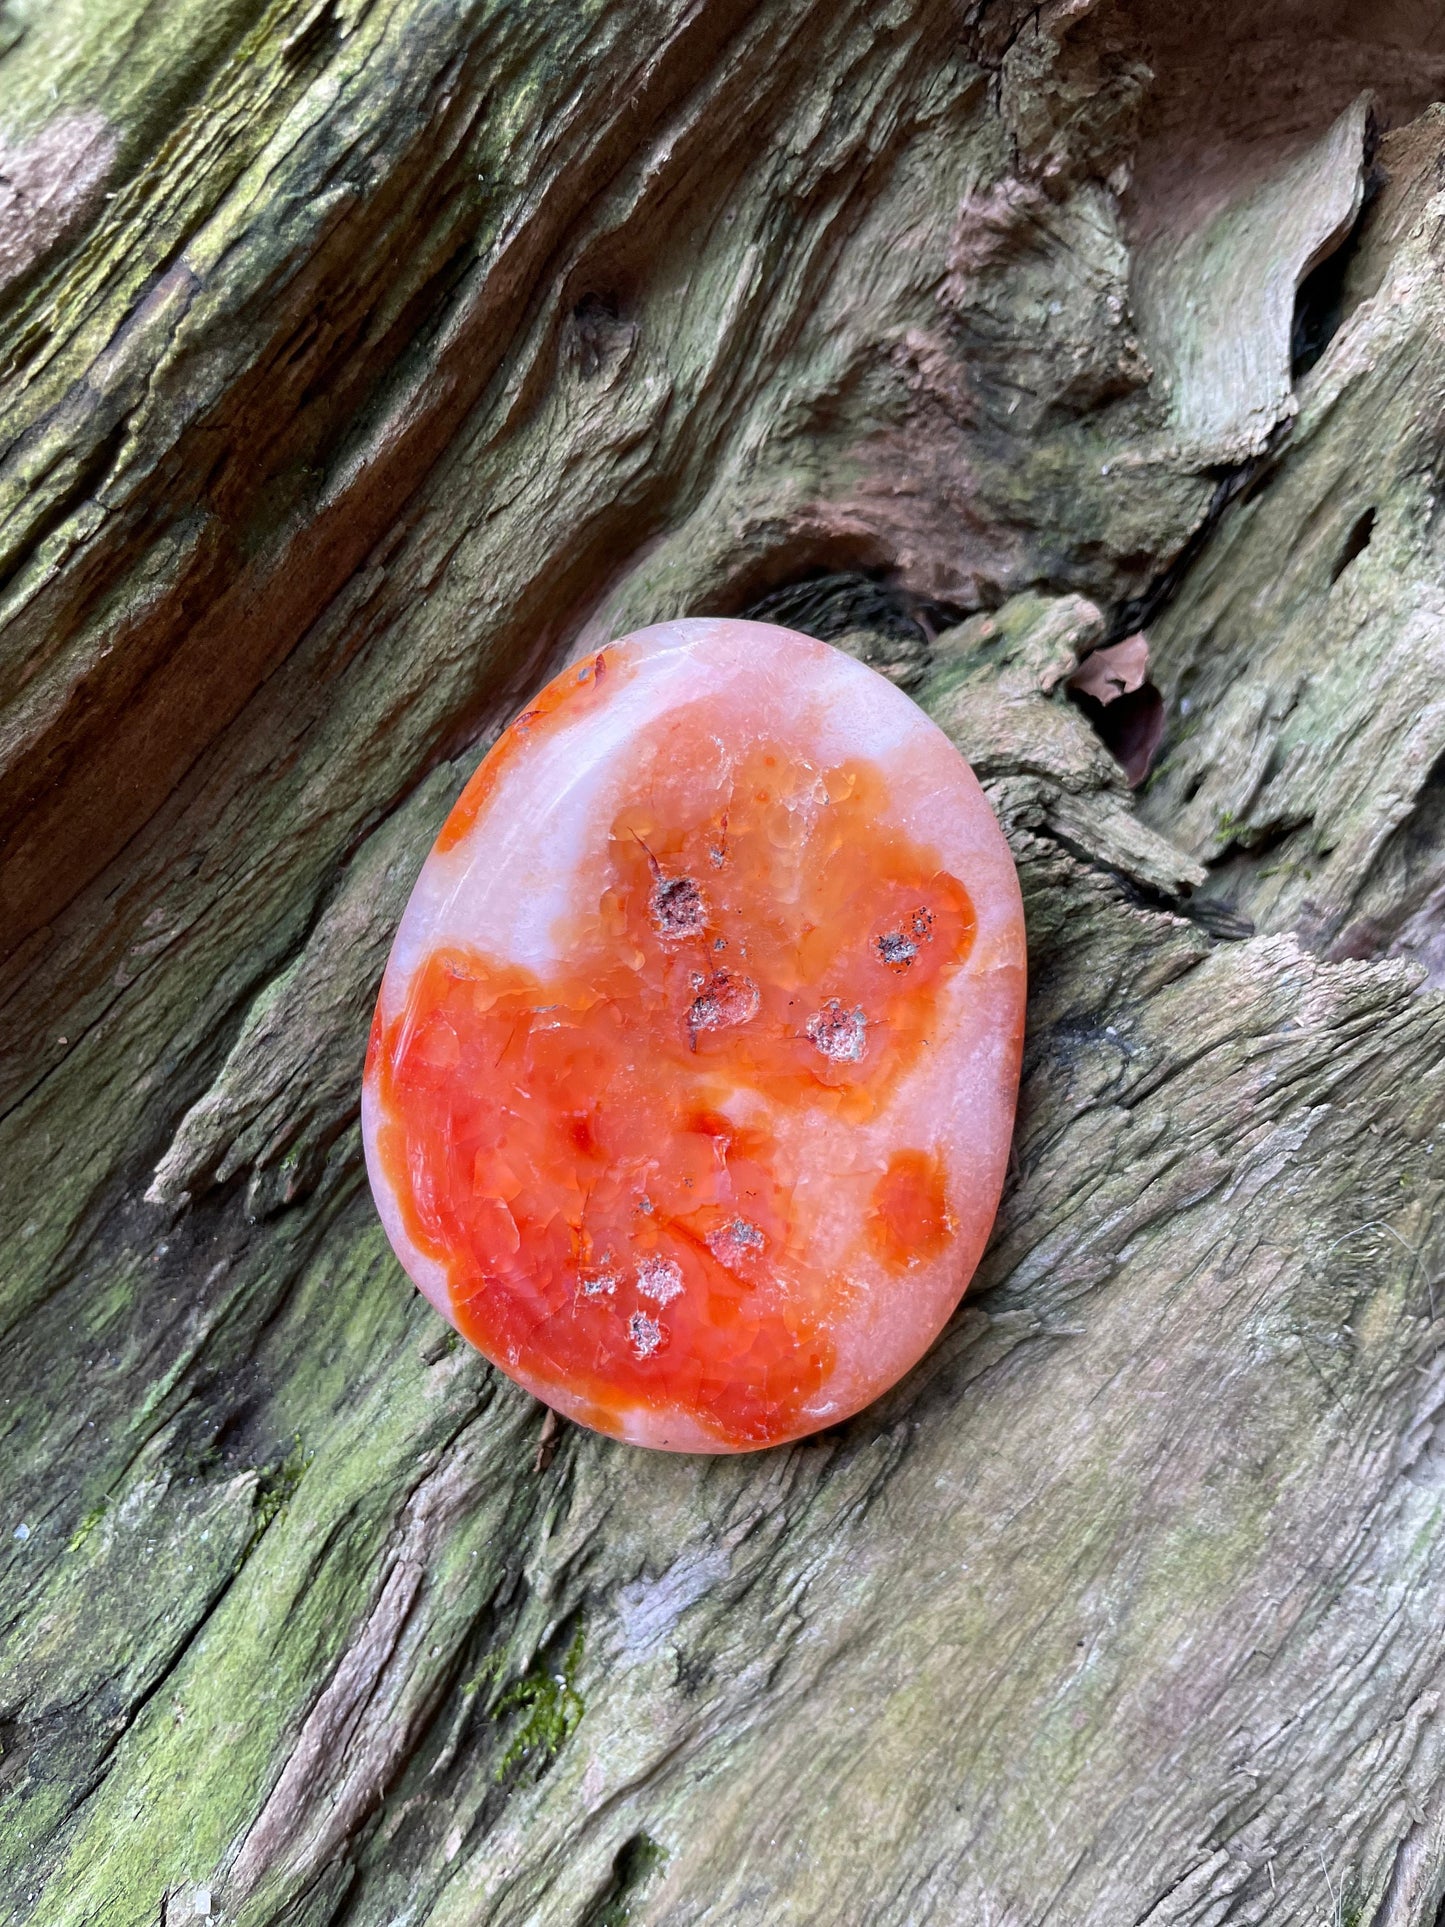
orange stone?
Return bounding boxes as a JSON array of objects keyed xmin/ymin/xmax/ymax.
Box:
[{"xmin": 363, "ymin": 618, "xmax": 1026, "ymax": 1451}]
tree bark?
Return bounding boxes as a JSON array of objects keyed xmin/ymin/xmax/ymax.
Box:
[{"xmin": 3, "ymin": 3, "xmax": 1445, "ymax": 1923}]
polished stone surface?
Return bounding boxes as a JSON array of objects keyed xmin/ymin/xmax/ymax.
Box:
[{"xmin": 363, "ymin": 618, "xmax": 1025, "ymax": 1450}]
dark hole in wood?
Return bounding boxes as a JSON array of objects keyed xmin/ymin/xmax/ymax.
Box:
[
  {"xmin": 580, "ymin": 1831, "xmax": 668, "ymax": 1927},
  {"xmin": 1330, "ymin": 506, "xmax": 1376, "ymax": 582},
  {"xmin": 1291, "ymin": 246, "xmax": 1352, "ymax": 382},
  {"xmin": 1291, "ymin": 118, "xmax": 1385, "ymax": 383},
  {"xmin": 571, "ymin": 293, "xmax": 630, "ymax": 378},
  {"xmin": 739, "ymin": 568, "xmax": 959, "ymax": 646},
  {"xmin": 0, "ymin": 1717, "xmax": 27, "ymax": 1790},
  {"xmin": 573, "ymin": 292, "xmax": 620, "ymax": 325},
  {"xmin": 1069, "ymin": 683, "xmax": 1166, "ymax": 789}
]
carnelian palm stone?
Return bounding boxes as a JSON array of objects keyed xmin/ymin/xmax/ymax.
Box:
[{"xmin": 363, "ymin": 617, "xmax": 1026, "ymax": 1452}]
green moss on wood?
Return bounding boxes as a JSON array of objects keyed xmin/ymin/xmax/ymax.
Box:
[{"xmin": 492, "ymin": 1620, "xmax": 586, "ymax": 1782}]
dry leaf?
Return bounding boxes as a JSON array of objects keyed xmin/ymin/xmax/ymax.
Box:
[
  {"xmin": 533, "ymin": 1407, "xmax": 562, "ymax": 1473},
  {"xmin": 1067, "ymin": 633, "xmax": 1150, "ymax": 704}
]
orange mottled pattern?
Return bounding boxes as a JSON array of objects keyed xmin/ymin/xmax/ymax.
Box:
[
  {"xmin": 869, "ymin": 1149, "xmax": 953, "ymax": 1267},
  {"xmin": 370, "ymin": 694, "xmax": 977, "ymax": 1449}
]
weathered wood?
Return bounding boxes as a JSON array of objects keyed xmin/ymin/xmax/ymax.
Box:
[
  {"xmin": 1139, "ymin": 106, "xmax": 1445, "ymax": 983},
  {"xmin": 1131, "ymin": 94, "xmax": 1372, "ymax": 466},
  {"xmin": 2, "ymin": 4, "xmax": 1444, "ymax": 1924}
]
